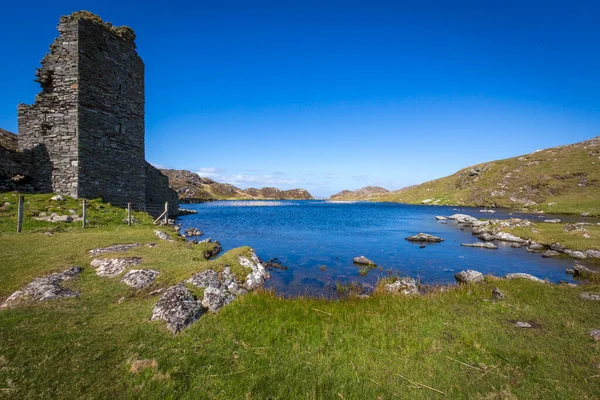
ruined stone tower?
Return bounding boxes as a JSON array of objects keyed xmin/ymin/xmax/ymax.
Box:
[{"xmin": 17, "ymin": 11, "xmax": 147, "ymax": 206}]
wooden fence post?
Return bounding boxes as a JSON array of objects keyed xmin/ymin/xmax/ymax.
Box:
[
  {"xmin": 17, "ymin": 195, "xmax": 24, "ymax": 233},
  {"xmin": 164, "ymin": 202, "xmax": 169, "ymax": 224},
  {"xmin": 127, "ymin": 202, "xmax": 132, "ymax": 226},
  {"xmin": 82, "ymin": 199, "xmax": 87, "ymax": 229}
]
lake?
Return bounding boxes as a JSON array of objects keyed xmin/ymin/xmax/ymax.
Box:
[{"xmin": 178, "ymin": 200, "xmax": 582, "ymax": 297}]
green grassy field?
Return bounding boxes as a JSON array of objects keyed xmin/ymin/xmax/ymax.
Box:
[{"xmin": 2, "ymin": 194, "xmax": 600, "ymax": 398}]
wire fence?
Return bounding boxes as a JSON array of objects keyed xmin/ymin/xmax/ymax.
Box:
[{"xmin": 7, "ymin": 195, "xmax": 172, "ymax": 233}]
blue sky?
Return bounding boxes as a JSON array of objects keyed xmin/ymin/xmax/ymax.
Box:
[{"xmin": 1, "ymin": 1, "xmax": 599, "ymax": 197}]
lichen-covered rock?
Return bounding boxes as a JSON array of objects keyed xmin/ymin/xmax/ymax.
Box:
[
  {"xmin": 151, "ymin": 284, "xmax": 204, "ymax": 333},
  {"xmin": 461, "ymin": 242, "xmax": 498, "ymax": 249},
  {"xmin": 239, "ymin": 251, "xmax": 271, "ymax": 291},
  {"xmin": 589, "ymin": 329, "xmax": 600, "ymax": 341},
  {"xmin": 202, "ymin": 287, "xmax": 236, "ymax": 312},
  {"xmin": 405, "ymin": 233, "xmax": 444, "ymax": 243},
  {"xmin": 1, "ymin": 266, "xmax": 81, "ymax": 309},
  {"xmin": 353, "ymin": 256, "xmax": 376, "ymax": 266},
  {"xmin": 385, "ymin": 277, "xmax": 419, "ymax": 294},
  {"xmin": 564, "ymin": 249, "xmax": 588, "ymax": 259},
  {"xmin": 493, "ymin": 232, "xmax": 526, "ymax": 243},
  {"xmin": 579, "ymin": 292, "xmax": 600, "ymax": 302},
  {"xmin": 121, "ymin": 269, "xmax": 159, "ymax": 289},
  {"xmin": 505, "ymin": 273, "xmax": 545, "ymax": 283},
  {"xmin": 586, "ymin": 249, "xmax": 600, "ymax": 258},
  {"xmin": 188, "ymin": 269, "xmax": 221, "ymax": 288},
  {"xmin": 154, "ymin": 230, "xmax": 172, "ymax": 241},
  {"xmin": 477, "ymin": 232, "xmax": 496, "ymax": 241},
  {"xmin": 90, "ymin": 257, "xmax": 141, "ymax": 277},
  {"xmin": 454, "ymin": 269, "xmax": 484, "ymax": 284},
  {"xmin": 89, "ymin": 243, "xmax": 141, "ymax": 257}
]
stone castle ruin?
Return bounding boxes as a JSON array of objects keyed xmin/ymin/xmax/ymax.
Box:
[{"xmin": 0, "ymin": 11, "xmax": 177, "ymax": 213}]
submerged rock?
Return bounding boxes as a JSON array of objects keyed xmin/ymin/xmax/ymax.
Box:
[
  {"xmin": 353, "ymin": 256, "xmax": 376, "ymax": 266},
  {"xmin": 151, "ymin": 284, "xmax": 204, "ymax": 334},
  {"xmin": 454, "ymin": 269, "xmax": 484, "ymax": 284},
  {"xmin": 89, "ymin": 243, "xmax": 141, "ymax": 257},
  {"xmin": 121, "ymin": 269, "xmax": 159, "ymax": 289},
  {"xmin": 1, "ymin": 266, "xmax": 81, "ymax": 309},
  {"xmin": 461, "ymin": 242, "xmax": 498, "ymax": 249},
  {"xmin": 405, "ymin": 233, "xmax": 444, "ymax": 243},
  {"xmin": 385, "ymin": 277, "xmax": 419, "ymax": 295},
  {"xmin": 505, "ymin": 273, "xmax": 545, "ymax": 283},
  {"xmin": 90, "ymin": 257, "xmax": 142, "ymax": 277}
]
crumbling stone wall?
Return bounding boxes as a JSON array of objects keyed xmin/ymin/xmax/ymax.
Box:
[
  {"xmin": 145, "ymin": 162, "xmax": 179, "ymax": 215},
  {"xmin": 0, "ymin": 129, "xmax": 34, "ymax": 191}
]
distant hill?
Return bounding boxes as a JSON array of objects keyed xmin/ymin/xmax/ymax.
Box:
[
  {"xmin": 329, "ymin": 186, "xmax": 390, "ymax": 201},
  {"xmin": 380, "ymin": 136, "xmax": 600, "ymax": 215},
  {"xmin": 159, "ymin": 169, "xmax": 314, "ymax": 202},
  {"xmin": 0, "ymin": 128, "xmax": 17, "ymax": 151}
]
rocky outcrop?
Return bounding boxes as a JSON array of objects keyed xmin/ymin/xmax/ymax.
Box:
[
  {"xmin": 121, "ymin": 269, "xmax": 159, "ymax": 289},
  {"xmin": 90, "ymin": 257, "xmax": 142, "ymax": 277},
  {"xmin": 89, "ymin": 243, "xmax": 141, "ymax": 257},
  {"xmin": 203, "ymin": 241, "xmax": 223, "ymax": 259},
  {"xmin": 454, "ymin": 270, "xmax": 484, "ymax": 284},
  {"xmin": 505, "ymin": 273, "xmax": 545, "ymax": 283},
  {"xmin": 384, "ymin": 277, "xmax": 419, "ymax": 294},
  {"xmin": 461, "ymin": 242, "xmax": 498, "ymax": 249},
  {"xmin": 1, "ymin": 266, "xmax": 81, "ymax": 309},
  {"xmin": 405, "ymin": 233, "xmax": 444, "ymax": 243},
  {"xmin": 151, "ymin": 284, "xmax": 204, "ymax": 334}
]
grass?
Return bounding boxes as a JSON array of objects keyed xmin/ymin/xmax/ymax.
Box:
[
  {"xmin": 2, "ymin": 194, "xmax": 600, "ymax": 398},
  {"xmin": 378, "ymin": 136, "xmax": 600, "ymax": 215},
  {"xmin": 503, "ymin": 222, "xmax": 600, "ymax": 251}
]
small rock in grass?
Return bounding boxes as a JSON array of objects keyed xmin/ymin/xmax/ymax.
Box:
[
  {"xmin": 579, "ymin": 293, "xmax": 600, "ymax": 302},
  {"xmin": 515, "ymin": 321, "xmax": 532, "ymax": 328},
  {"xmin": 121, "ymin": 269, "xmax": 159, "ymax": 289},
  {"xmin": 505, "ymin": 273, "xmax": 545, "ymax": 283},
  {"xmin": 385, "ymin": 277, "xmax": 419, "ymax": 295},
  {"xmin": 90, "ymin": 257, "xmax": 142, "ymax": 278},
  {"xmin": 154, "ymin": 230, "xmax": 172, "ymax": 241},
  {"xmin": 492, "ymin": 287, "xmax": 505, "ymax": 300},
  {"xmin": 353, "ymin": 256, "xmax": 376, "ymax": 266},
  {"xmin": 455, "ymin": 269, "xmax": 484, "ymax": 284},
  {"xmin": 589, "ymin": 329, "xmax": 600, "ymax": 341}
]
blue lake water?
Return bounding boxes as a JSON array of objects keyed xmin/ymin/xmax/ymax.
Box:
[{"xmin": 178, "ymin": 200, "xmax": 584, "ymax": 297}]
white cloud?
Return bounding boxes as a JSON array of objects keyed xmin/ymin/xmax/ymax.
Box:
[
  {"xmin": 196, "ymin": 167, "xmax": 223, "ymax": 179},
  {"xmin": 150, "ymin": 162, "xmax": 167, "ymax": 169}
]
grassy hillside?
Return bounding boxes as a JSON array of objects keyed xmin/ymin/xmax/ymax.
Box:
[
  {"xmin": 160, "ymin": 169, "xmax": 313, "ymax": 202},
  {"xmin": 381, "ymin": 136, "xmax": 600, "ymax": 215}
]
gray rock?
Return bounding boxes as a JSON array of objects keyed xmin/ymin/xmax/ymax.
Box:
[
  {"xmin": 44, "ymin": 232, "xmax": 54, "ymax": 236},
  {"xmin": 579, "ymin": 292, "xmax": 600, "ymax": 302},
  {"xmin": 515, "ymin": 321, "xmax": 532, "ymax": 328},
  {"xmin": 564, "ymin": 249, "xmax": 588, "ymax": 259},
  {"xmin": 565, "ymin": 268, "xmax": 576, "ymax": 275},
  {"xmin": 199, "ymin": 238, "xmax": 212, "ymax": 244},
  {"xmin": 448, "ymin": 214, "xmax": 479, "ymax": 224},
  {"xmin": 542, "ymin": 250, "xmax": 561, "ymax": 258},
  {"xmin": 154, "ymin": 230, "xmax": 172, "ymax": 241},
  {"xmin": 505, "ymin": 273, "xmax": 545, "ymax": 283},
  {"xmin": 435, "ymin": 216, "xmax": 447, "ymax": 220},
  {"xmin": 564, "ymin": 223, "xmax": 587, "ymax": 232},
  {"xmin": 90, "ymin": 257, "xmax": 142, "ymax": 277},
  {"xmin": 528, "ymin": 242, "xmax": 545, "ymax": 251},
  {"xmin": 589, "ymin": 329, "xmax": 600, "ymax": 341},
  {"xmin": 187, "ymin": 269, "xmax": 220, "ymax": 288},
  {"xmin": 203, "ymin": 241, "xmax": 222, "ymax": 259},
  {"xmin": 492, "ymin": 287, "xmax": 505, "ymax": 300},
  {"xmin": 544, "ymin": 219, "xmax": 561, "ymax": 223},
  {"xmin": 477, "ymin": 232, "xmax": 496, "ymax": 242},
  {"xmin": 239, "ymin": 252, "xmax": 271, "ymax": 291},
  {"xmin": 461, "ymin": 242, "xmax": 498, "ymax": 249},
  {"xmin": 405, "ymin": 233, "xmax": 444, "ymax": 243},
  {"xmin": 550, "ymin": 242, "xmax": 566, "ymax": 252},
  {"xmin": 121, "ymin": 269, "xmax": 159, "ymax": 289},
  {"xmin": 353, "ymin": 256, "xmax": 376, "ymax": 266},
  {"xmin": 573, "ymin": 264, "xmax": 599, "ymax": 276},
  {"xmin": 581, "ymin": 212, "xmax": 591, "ymax": 217},
  {"xmin": 493, "ymin": 232, "xmax": 526, "ymax": 243},
  {"xmin": 0, "ymin": 266, "xmax": 81, "ymax": 309},
  {"xmin": 511, "ymin": 243, "xmax": 523, "ymax": 248},
  {"xmin": 184, "ymin": 227, "xmax": 203, "ymax": 237},
  {"xmin": 89, "ymin": 243, "xmax": 141, "ymax": 257},
  {"xmin": 50, "ymin": 195, "xmax": 65, "ymax": 201},
  {"xmin": 585, "ymin": 250, "xmax": 600, "ymax": 259},
  {"xmin": 455, "ymin": 269, "xmax": 485, "ymax": 284},
  {"xmin": 384, "ymin": 277, "xmax": 419, "ymax": 295},
  {"xmin": 202, "ymin": 287, "xmax": 236, "ymax": 312},
  {"xmin": 151, "ymin": 284, "xmax": 204, "ymax": 334}
]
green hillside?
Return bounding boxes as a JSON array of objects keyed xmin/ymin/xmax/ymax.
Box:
[{"xmin": 381, "ymin": 136, "xmax": 600, "ymax": 215}]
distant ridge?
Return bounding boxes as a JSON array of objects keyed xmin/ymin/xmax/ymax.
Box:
[
  {"xmin": 329, "ymin": 186, "xmax": 389, "ymax": 201},
  {"xmin": 160, "ymin": 169, "xmax": 313, "ymax": 202},
  {"xmin": 379, "ymin": 136, "xmax": 600, "ymax": 215}
]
